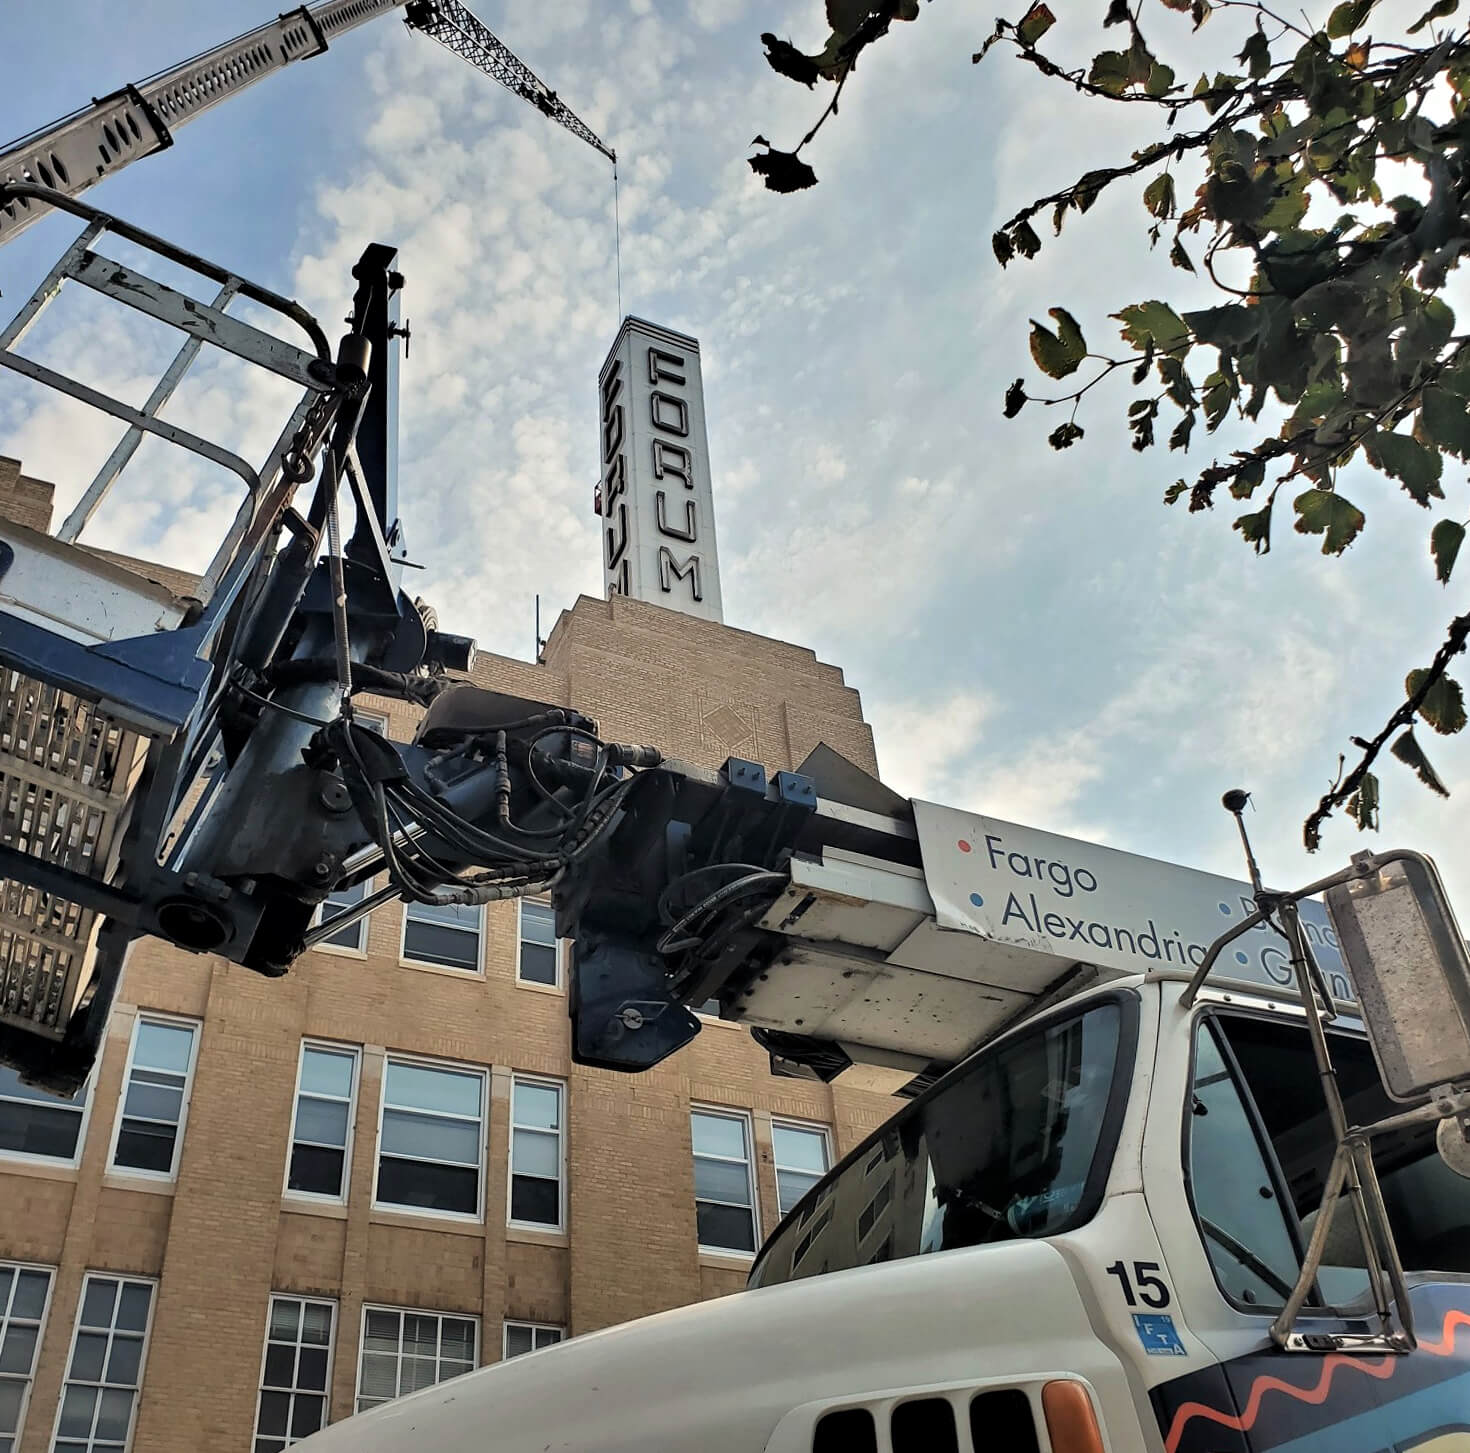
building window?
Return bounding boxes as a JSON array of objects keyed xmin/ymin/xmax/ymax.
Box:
[
  {"xmin": 0, "ymin": 1067, "xmax": 88, "ymax": 1166},
  {"xmin": 502, "ymin": 1322, "xmax": 563, "ymax": 1360},
  {"xmin": 401, "ymin": 901, "xmax": 482, "ymax": 973},
  {"xmin": 53, "ymin": 1274, "xmax": 153, "ymax": 1453},
  {"xmin": 508, "ymin": 1078, "xmax": 564, "ymax": 1229},
  {"xmin": 691, "ymin": 1109, "xmax": 757, "ymax": 1254},
  {"xmin": 771, "ymin": 1121, "xmax": 830, "ymax": 1218},
  {"xmin": 516, "ymin": 900, "xmax": 559, "ymax": 987},
  {"xmin": 355, "ymin": 1308, "xmax": 475, "ymax": 1413},
  {"xmin": 375, "ymin": 1059, "xmax": 484, "ymax": 1219},
  {"xmin": 110, "ymin": 1017, "xmax": 198, "ymax": 1178},
  {"xmin": 313, "ymin": 879, "xmax": 370, "ymax": 953},
  {"xmin": 285, "ymin": 1044, "xmax": 359, "ymax": 1201},
  {"xmin": 0, "ymin": 1262, "xmax": 52, "ymax": 1452},
  {"xmin": 253, "ymin": 1296, "xmax": 334, "ymax": 1453}
]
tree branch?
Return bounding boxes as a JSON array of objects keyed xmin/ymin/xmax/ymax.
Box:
[{"xmin": 1304, "ymin": 607, "xmax": 1470, "ymax": 849}]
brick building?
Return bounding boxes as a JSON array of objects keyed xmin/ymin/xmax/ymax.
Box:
[{"xmin": 0, "ymin": 462, "xmax": 899, "ymax": 1452}]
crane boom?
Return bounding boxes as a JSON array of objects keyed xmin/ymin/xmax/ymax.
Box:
[
  {"xmin": 0, "ymin": 0, "xmax": 611, "ymax": 247},
  {"xmin": 403, "ymin": 0, "xmax": 614, "ymax": 163}
]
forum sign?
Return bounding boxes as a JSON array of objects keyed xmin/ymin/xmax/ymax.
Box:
[{"xmin": 597, "ymin": 317, "xmax": 724, "ymax": 623}]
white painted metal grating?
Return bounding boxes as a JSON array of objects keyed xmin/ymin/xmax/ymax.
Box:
[{"xmin": 0, "ymin": 669, "xmax": 146, "ymax": 1038}]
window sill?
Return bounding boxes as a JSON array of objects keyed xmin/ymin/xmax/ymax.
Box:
[
  {"xmin": 102, "ymin": 1171, "xmax": 176, "ymax": 1196},
  {"xmin": 696, "ymin": 1013, "xmax": 744, "ymax": 1031},
  {"xmin": 311, "ymin": 942, "xmax": 368, "ymax": 960},
  {"xmin": 698, "ymin": 1249, "xmax": 756, "ymax": 1269},
  {"xmin": 370, "ymin": 1206, "xmax": 485, "ymax": 1237},
  {"xmin": 514, "ymin": 979, "xmax": 564, "ymax": 997},
  {"xmin": 396, "ymin": 959, "xmax": 486, "ymax": 981},
  {"xmin": 0, "ymin": 1156, "xmax": 80, "ymax": 1183},
  {"xmin": 281, "ymin": 1195, "xmax": 349, "ymax": 1220},
  {"xmin": 506, "ymin": 1225, "xmax": 569, "ymax": 1248}
]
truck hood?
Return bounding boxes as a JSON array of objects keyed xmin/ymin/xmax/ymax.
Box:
[{"xmin": 297, "ymin": 1239, "xmax": 1103, "ymax": 1452}]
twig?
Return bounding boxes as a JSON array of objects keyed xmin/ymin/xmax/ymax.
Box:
[{"xmin": 1304, "ymin": 608, "xmax": 1470, "ymax": 849}]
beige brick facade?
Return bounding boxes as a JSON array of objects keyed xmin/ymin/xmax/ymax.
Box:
[{"xmin": 0, "ymin": 467, "xmax": 898, "ymax": 1451}]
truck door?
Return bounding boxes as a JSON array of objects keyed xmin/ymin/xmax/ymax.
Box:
[{"xmin": 1142, "ymin": 999, "xmax": 1470, "ymax": 1453}]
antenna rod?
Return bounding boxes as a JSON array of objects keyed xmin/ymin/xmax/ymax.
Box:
[{"xmin": 1222, "ymin": 788, "xmax": 1265, "ymax": 894}]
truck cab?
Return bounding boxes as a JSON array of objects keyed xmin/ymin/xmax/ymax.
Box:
[{"xmin": 297, "ymin": 968, "xmax": 1470, "ymax": 1453}]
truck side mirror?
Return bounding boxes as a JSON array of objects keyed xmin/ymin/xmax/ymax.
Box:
[{"xmin": 1325, "ymin": 852, "xmax": 1470, "ymax": 1114}]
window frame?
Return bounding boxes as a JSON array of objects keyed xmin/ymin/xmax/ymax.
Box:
[
  {"xmin": 49, "ymin": 1271, "xmax": 157, "ymax": 1453},
  {"xmin": 691, "ymin": 1105, "xmax": 760, "ymax": 1259},
  {"xmin": 749, "ymin": 991, "xmax": 1140, "ymax": 1287},
  {"xmin": 282, "ymin": 1041, "xmax": 361, "ymax": 1206},
  {"xmin": 501, "ymin": 1320, "xmax": 564, "ymax": 1359},
  {"xmin": 372, "ymin": 1054, "xmax": 487, "ymax": 1224},
  {"xmin": 0, "ymin": 1259, "xmax": 54, "ymax": 1452},
  {"xmin": 106, "ymin": 1013, "xmax": 200, "ymax": 1182},
  {"xmin": 770, "ymin": 1118, "xmax": 831, "ymax": 1219},
  {"xmin": 1181, "ymin": 1006, "xmax": 1379, "ymax": 1319},
  {"xmin": 398, "ymin": 900, "xmax": 485, "ymax": 976},
  {"xmin": 506, "ymin": 1075, "xmax": 566, "ymax": 1233},
  {"xmin": 252, "ymin": 1293, "xmax": 337, "ymax": 1451},
  {"xmin": 310, "ymin": 714, "xmax": 386, "ymax": 957},
  {"xmin": 0, "ymin": 1068, "xmax": 94, "ymax": 1171},
  {"xmin": 353, "ymin": 1304, "xmax": 478, "ymax": 1414},
  {"xmin": 514, "ymin": 899, "xmax": 563, "ymax": 990},
  {"xmin": 311, "ymin": 877, "xmax": 373, "ymax": 957}
]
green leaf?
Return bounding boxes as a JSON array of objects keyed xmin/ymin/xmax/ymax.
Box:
[
  {"xmin": 993, "ymin": 230, "xmax": 1014, "ymax": 266},
  {"xmin": 1407, "ymin": 0, "xmax": 1458, "ymax": 33},
  {"xmin": 1012, "ymin": 220, "xmax": 1042, "ymax": 259},
  {"xmin": 1229, "ymin": 457, "xmax": 1266, "ymax": 498},
  {"xmin": 1169, "ymin": 411, "xmax": 1196, "ymax": 451},
  {"xmin": 1440, "ymin": 351, "xmax": 1470, "ymax": 399},
  {"xmin": 748, "ymin": 145, "xmax": 818, "ymax": 193},
  {"xmin": 1348, "ymin": 771, "xmax": 1380, "ymax": 831},
  {"xmin": 1114, "ymin": 299, "xmax": 1189, "ymax": 352},
  {"xmin": 760, "ymin": 34, "xmax": 821, "ymax": 87},
  {"xmin": 1004, "ymin": 378, "xmax": 1028, "ymax": 418},
  {"xmin": 1164, "ymin": 479, "xmax": 1189, "ymax": 504},
  {"xmin": 1432, "ymin": 519, "xmax": 1465, "ymax": 583},
  {"xmin": 1029, "ymin": 308, "xmax": 1087, "ymax": 378},
  {"xmin": 1129, "ymin": 397, "xmax": 1160, "ymax": 451},
  {"xmin": 1143, "ymin": 173, "xmax": 1176, "ymax": 219},
  {"xmin": 1365, "ymin": 429, "xmax": 1444, "ymax": 504},
  {"xmin": 1170, "ymin": 238, "xmax": 1196, "ymax": 273},
  {"xmin": 1238, "ymin": 23, "xmax": 1271, "ymax": 79},
  {"xmin": 1390, "ymin": 729, "xmax": 1451, "ymax": 796},
  {"xmin": 1089, "ymin": 49, "xmax": 1132, "ymax": 95},
  {"xmin": 1146, "ymin": 59, "xmax": 1176, "ymax": 97},
  {"xmin": 1234, "ymin": 500, "xmax": 1274, "ymax": 553},
  {"xmin": 1185, "ymin": 303, "xmax": 1259, "ymax": 351},
  {"xmin": 1048, "ymin": 421, "xmax": 1085, "ymax": 448},
  {"xmin": 1420, "ymin": 386, "xmax": 1470, "ymax": 459},
  {"xmin": 1293, "ymin": 488, "xmax": 1365, "ymax": 553},
  {"xmin": 1017, "ymin": 2, "xmax": 1056, "ymax": 45},
  {"xmin": 1406, "ymin": 668, "xmax": 1468, "ymax": 734},
  {"xmin": 1327, "ymin": 0, "xmax": 1375, "ymax": 36},
  {"xmin": 1104, "ymin": 0, "xmax": 1130, "ymax": 25}
]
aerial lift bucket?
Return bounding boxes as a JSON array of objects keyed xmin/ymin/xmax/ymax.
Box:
[{"xmin": 0, "ymin": 185, "xmax": 346, "ymax": 1085}]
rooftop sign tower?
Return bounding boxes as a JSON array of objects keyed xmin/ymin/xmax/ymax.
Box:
[{"xmin": 596, "ymin": 317, "xmax": 724, "ymax": 622}]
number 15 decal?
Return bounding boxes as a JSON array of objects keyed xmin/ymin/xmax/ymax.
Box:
[{"xmin": 1106, "ymin": 1260, "xmax": 1171, "ymax": 1308}]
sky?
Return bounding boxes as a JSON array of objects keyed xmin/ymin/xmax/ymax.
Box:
[{"xmin": 3, "ymin": 0, "xmax": 1468, "ymax": 918}]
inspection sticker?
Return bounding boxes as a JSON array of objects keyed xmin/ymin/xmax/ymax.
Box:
[{"xmin": 1133, "ymin": 1314, "xmax": 1188, "ymax": 1356}]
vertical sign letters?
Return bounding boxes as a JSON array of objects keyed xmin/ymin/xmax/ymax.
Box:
[{"xmin": 596, "ymin": 318, "xmax": 724, "ymax": 622}]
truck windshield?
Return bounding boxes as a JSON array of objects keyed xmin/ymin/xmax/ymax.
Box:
[{"xmin": 748, "ymin": 999, "xmax": 1131, "ymax": 1288}]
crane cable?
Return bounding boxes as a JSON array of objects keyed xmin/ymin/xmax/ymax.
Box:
[{"xmin": 613, "ymin": 161, "xmax": 623, "ymax": 322}]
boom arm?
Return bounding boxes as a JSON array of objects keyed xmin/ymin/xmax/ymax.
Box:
[{"xmin": 0, "ymin": 0, "xmax": 611, "ymax": 247}]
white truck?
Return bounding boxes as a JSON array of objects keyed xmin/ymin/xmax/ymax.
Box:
[{"xmin": 286, "ymin": 785, "xmax": 1470, "ymax": 1453}]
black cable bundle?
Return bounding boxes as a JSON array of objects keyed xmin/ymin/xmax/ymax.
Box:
[{"xmin": 317, "ymin": 715, "xmax": 643, "ymax": 908}]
